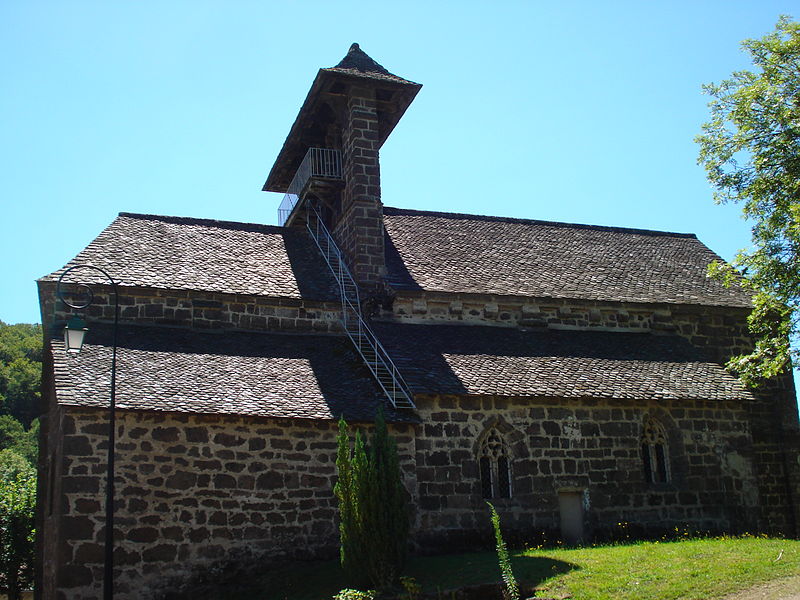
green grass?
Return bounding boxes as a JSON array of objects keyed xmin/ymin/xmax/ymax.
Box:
[{"xmin": 221, "ymin": 536, "xmax": 800, "ymax": 600}]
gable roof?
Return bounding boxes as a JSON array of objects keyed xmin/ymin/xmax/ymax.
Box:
[
  {"xmin": 372, "ymin": 322, "xmax": 753, "ymax": 402},
  {"xmin": 49, "ymin": 324, "xmax": 414, "ymax": 422},
  {"xmin": 383, "ymin": 207, "xmax": 752, "ymax": 308},
  {"xmin": 41, "ymin": 213, "xmax": 339, "ymax": 301}
]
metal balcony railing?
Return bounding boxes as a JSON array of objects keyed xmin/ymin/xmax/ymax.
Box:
[
  {"xmin": 305, "ymin": 205, "xmax": 416, "ymax": 410},
  {"xmin": 278, "ymin": 148, "xmax": 342, "ymax": 226}
]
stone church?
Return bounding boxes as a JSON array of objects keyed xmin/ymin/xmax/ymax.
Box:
[{"xmin": 36, "ymin": 44, "xmax": 800, "ymax": 599}]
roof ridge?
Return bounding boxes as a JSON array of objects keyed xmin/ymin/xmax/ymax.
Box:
[
  {"xmin": 118, "ymin": 212, "xmax": 285, "ymax": 234},
  {"xmin": 382, "ymin": 206, "xmax": 698, "ymax": 239}
]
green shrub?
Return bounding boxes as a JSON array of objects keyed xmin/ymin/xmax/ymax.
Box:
[
  {"xmin": 334, "ymin": 409, "xmax": 409, "ymax": 589},
  {"xmin": 0, "ymin": 468, "xmax": 36, "ymax": 600},
  {"xmin": 487, "ymin": 502, "xmax": 519, "ymax": 600},
  {"xmin": 332, "ymin": 589, "xmax": 376, "ymax": 600}
]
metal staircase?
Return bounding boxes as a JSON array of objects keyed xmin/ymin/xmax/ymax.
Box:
[{"xmin": 305, "ymin": 204, "xmax": 416, "ymax": 410}]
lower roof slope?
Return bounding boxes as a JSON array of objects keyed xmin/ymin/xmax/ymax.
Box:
[
  {"xmin": 372, "ymin": 322, "xmax": 753, "ymax": 402},
  {"xmin": 40, "ymin": 213, "xmax": 339, "ymax": 302},
  {"xmin": 49, "ymin": 325, "xmax": 413, "ymax": 423},
  {"xmin": 383, "ymin": 207, "xmax": 752, "ymax": 308}
]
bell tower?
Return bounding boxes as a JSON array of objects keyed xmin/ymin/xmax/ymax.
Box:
[{"xmin": 263, "ymin": 44, "xmax": 421, "ymax": 291}]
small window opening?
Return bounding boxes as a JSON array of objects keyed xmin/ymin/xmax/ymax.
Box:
[
  {"xmin": 479, "ymin": 428, "xmax": 512, "ymax": 499},
  {"xmin": 642, "ymin": 418, "xmax": 669, "ymax": 484}
]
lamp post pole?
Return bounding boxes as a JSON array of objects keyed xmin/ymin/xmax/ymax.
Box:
[{"xmin": 57, "ymin": 264, "xmax": 119, "ymax": 600}]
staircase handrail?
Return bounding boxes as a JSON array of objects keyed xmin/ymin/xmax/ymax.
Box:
[
  {"xmin": 279, "ymin": 148, "xmax": 342, "ymax": 226},
  {"xmin": 306, "ymin": 205, "xmax": 415, "ymax": 409}
]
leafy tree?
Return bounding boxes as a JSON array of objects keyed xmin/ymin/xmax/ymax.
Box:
[
  {"xmin": 0, "ymin": 322, "xmax": 42, "ymax": 427},
  {"xmin": 0, "ymin": 451, "xmax": 33, "ymax": 482},
  {"xmin": 0, "ymin": 468, "xmax": 36, "ymax": 600},
  {"xmin": 334, "ymin": 410, "xmax": 409, "ymax": 589},
  {"xmin": 0, "ymin": 417, "xmax": 37, "ymax": 467},
  {"xmin": 696, "ymin": 16, "xmax": 800, "ymax": 385}
]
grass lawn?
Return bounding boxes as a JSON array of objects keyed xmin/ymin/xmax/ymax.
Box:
[{"xmin": 237, "ymin": 536, "xmax": 800, "ymax": 600}]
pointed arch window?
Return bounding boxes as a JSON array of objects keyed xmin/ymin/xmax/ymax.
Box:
[
  {"xmin": 479, "ymin": 428, "xmax": 512, "ymax": 499},
  {"xmin": 641, "ymin": 418, "xmax": 669, "ymax": 484}
]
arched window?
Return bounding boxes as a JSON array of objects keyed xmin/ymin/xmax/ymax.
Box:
[
  {"xmin": 641, "ymin": 418, "xmax": 669, "ymax": 484},
  {"xmin": 479, "ymin": 428, "xmax": 512, "ymax": 499}
]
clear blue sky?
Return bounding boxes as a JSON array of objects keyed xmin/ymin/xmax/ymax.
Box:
[{"xmin": 1, "ymin": 1, "xmax": 796, "ymax": 326}]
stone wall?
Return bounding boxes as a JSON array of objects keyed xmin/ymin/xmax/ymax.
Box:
[
  {"xmin": 38, "ymin": 282, "xmax": 343, "ymax": 335},
  {"xmin": 412, "ymin": 394, "xmax": 762, "ymax": 548},
  {"xmin": 383, "ymin": 291, "xmax": 800, "ymax": 538},
  {"xmin": 334, "ymin": 85, "xmax": 385, "ymax": 289},
  {"xmin": 385, "ymin": 291, "xmax": 754, "ymax": 363},
  {"xmin": 43, "ymin": 392, "xmax": 777, "ymax": 599},
  {"xmin": 43, "ymin": 407, "xmax": 417, "ymax": 600}
]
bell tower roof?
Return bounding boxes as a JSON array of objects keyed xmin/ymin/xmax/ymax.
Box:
[
  {"xmin": 263, "ymin": 44, "xmax": 421, "ymax": 193},
  {"xmin": 324, "ymin": 43, "xmax": 417, "ymax": 84}
]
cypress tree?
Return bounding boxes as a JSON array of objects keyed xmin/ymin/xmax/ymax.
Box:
[{"xmin": 334, "ymin": 409, "xmax": 409, "ymax": 589}]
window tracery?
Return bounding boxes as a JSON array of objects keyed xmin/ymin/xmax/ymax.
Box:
[
  {"xmin": 641, "ymin": 417, "xmax": 669, "ymax": 484},
  {"xmin": 478, "ymin": 427, "xmax": 512, "ymax": 499}
]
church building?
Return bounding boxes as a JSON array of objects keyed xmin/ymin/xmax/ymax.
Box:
[{"xmin": 36, "ymin": 44, "xmax": 800, "ymax": 600}]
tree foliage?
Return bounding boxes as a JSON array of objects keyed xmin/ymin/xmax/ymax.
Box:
[
  {"xmin": 0, "ymin": 468, "xmax": 36, "ymax": 600},
  {"xmin": 334, "ymin": 410, "xmax": 409, "ymax": 589},
  {"xmin": 0, "ymin": 322, "xmax": 42, "ymax": 427},
  {"xmin": 696, "ymin": 16, "xmax": 800, "ymax": 385},
  {"xmin": 0, "ymin": 417, "xmax": 38, "ymax": 467}
]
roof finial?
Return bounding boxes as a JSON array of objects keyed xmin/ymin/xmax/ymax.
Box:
[{"xmin": 349, "ymin": 42, "xmax": 360, "ymax": 52}]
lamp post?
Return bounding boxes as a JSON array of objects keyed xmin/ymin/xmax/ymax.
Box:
[{"xmin": 56, "ymin": 264, "xmax": 119, "ymax": 600}]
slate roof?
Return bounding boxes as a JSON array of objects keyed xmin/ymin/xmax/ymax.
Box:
[
  {"xmin": 49, "ymin": 324, "xmax": 414, "ymax": 422},
  {"xmin": 372, "ymin": 322, "xmax": 754, "ymax": 402},
  {"xmin": 383, "ymin": 207, "xmax": 752, "ymax": 308},
  {"xmin": 322, "ymin": 43, "xmax": 420, "ymax": 86},
  {"xmin": 41, "ymin": 213, "xmax": 339, "ymax": 301}
]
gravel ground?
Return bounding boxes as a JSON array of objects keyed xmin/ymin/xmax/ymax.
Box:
[{"xmin": 719, "ymin": 575, "xmax": 800, "ymax": 600}]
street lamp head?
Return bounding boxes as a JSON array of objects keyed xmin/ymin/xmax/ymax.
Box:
[{"xmin": 63, "ymin": 316, "xmax": 88, "ymax": 354}]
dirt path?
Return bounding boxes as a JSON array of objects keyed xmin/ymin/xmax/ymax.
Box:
[{"xmin": 718, "ymin": 575, "xmax": 800, "ymax": 600}]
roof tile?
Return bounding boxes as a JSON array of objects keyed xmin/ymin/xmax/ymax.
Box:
[
  {"xmin": 50, "ymin": 324, "xmax": 415, "ymax": 423},
  {"xmin": 41, "ymin": 213, "xmax": 339, "ymax": 301},
  {"xmin": 372, "ymin": 321, "xmax": 753, "ymax": 402},
  {"xmin": 383, "ymin": 207, "xmax": 752, "ymax": 307}
]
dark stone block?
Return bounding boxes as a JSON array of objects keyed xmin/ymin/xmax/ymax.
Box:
[
  {"xmin": 271, "ymin": 438, "xmax": 292, "ymax": 450},
  {"xmin": 61, "ymin": 516, "xmax": 95, "ymax": 540},
  {"xmin": 162, "ymin": 526, "xmax": 184, "ymax": 541},
  {"xmin": 419, "ymin": 495, "xmax": 441, "ymax": 510},
  {"xmin": 214, "ymin": 474, "xmax": 237, "ymax": 488},
  {"xmin": 80, "ymin": 423, "xmax": 108, "ymax": 435},
  {"xmin": 214, "ymin": 433, "xmax": 245, "ymax": 447},
  {"xmin": 58, "ymin": 564, "xmax": 93, "ymax": 588},
  {"xmin": 128, "ymin": 498, "xmax": 148, "ymax": 513},
  {"xmin": 166, "ymin": 471, "xmax": 198, "ymax": 490},
  {"xmin": 143, "ymin": 543, "xmax": 178, "ymax": 562},
  {"xmin": 143, "ymin": 303, "xmax": 164, "ymax": 317},
  {"xmin": 209, "ymin": 511, "xmax": 227, "ymax": 526},
  {"xmin": 74, "ymin": 542, "xmax": 104, "ymax": 563},
  {"xmin": 194, "ymin": 459, "xmax": 222, "ymax": 470},
  {"xmin": 152, "ymin": 427, "xmax": 180, "ymax": 442},
  {"xmin": 427, "ymin": 451, "xmax": 448, "ymax": 466},
  {"xmin": 257, "ymin": 470, "xmax": 284, "ymax": 490},
  {"xmin": 62, "ymin": 476, "xmax": 99, "ymax": 494},
  {"xmin": 74, "ymin": 498, "xmax": 101, "ymax": 514},
  {"xmin": 249, "ymin": 438, "xmax": 266, "ymax": 451},
  {"xmin": 128, "ymin": 527, "xmax": 159, "ymax": 543},
  {"xmin": 542, "ymin": 421, "xmax": 561, "ymax": 436},
  {"xmin": 114, "ymin": 546, "xmax": 142, "ymax": 567},
  {"xmin": 64, "ymin": 435, "xmax": 94, "ymax": 456}
]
